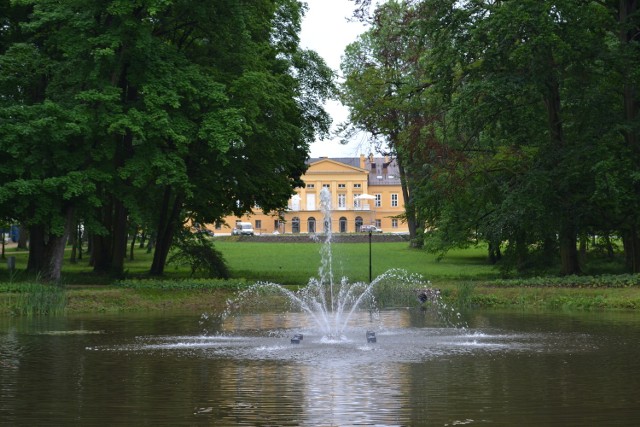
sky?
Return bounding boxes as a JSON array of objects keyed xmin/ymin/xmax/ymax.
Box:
[{"xmin": 299, "ymin": 0, "xmax": 371, "ymax": 158}]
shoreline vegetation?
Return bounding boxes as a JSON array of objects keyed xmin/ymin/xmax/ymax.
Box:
[{"xmin": 1, "ymin": 238, "xmax": 640, "ymax": 316}]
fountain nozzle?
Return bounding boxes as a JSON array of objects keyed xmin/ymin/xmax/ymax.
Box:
[
  {"xmin": 366, "ymin": 331, "xmax": 376, "ymax": 343},
  {"xmin": 291, "ymin": 334, "xmax": 303, "ymax": 344}
]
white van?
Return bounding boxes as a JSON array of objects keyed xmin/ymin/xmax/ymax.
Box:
[{"xmin": 232, "ymin": 222, "xmax": 254, "ymax": 236}]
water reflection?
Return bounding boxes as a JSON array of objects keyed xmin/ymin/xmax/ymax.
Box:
[{"xmin": 1, "ymin": 309, "xmax": 640, "ymax": 426}]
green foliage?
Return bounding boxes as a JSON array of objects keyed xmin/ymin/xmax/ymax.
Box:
[
  {"xmin": 456, "ymin": 282, "xmax": 476, "ymax": 308},
  {"xmin": 167, "ymin": 234, "xmax": 230, "ymax": 278},
  {"xmin": 486, "ymin": 274, "xmax": 640, "ymax": 289},
  {"xmin": 0, "ymin": 0, "xmax": 335, "ymax": 278},
  {"xmin": 1, "ymin": 283, "xmax": 67, "ymax": 316},
  {"xmin": 342, "ymin": 0, "xmax": 640, "ymax": 276},
  {"xmin": 117, "ymin": 278, "xmax": 248, "ymax": 291}
]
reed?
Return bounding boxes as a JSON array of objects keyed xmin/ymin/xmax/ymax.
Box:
[{"xmin": 6, "ymin": 283, "xmax": 67, "ymax": 316}]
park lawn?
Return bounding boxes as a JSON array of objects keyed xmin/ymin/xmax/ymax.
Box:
[
  {"xmin": 214, "ymin": 240, "xmax": 498, "ymax": 286},
  {"xmin": 2, "ymin": 238, "xmax": 640, "ymax": 314},
  {"xmin": 1, "ymin": 239, "xmax": 498, "ymax": 286}
]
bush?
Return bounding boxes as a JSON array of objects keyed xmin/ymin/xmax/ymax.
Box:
[{"xmin": 168, "ymin": 238, "xmax": 229, "ymax": 278}]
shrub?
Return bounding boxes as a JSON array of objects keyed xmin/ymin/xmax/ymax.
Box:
[{"xmin": 168, "ymin": 238, "xmax": 229, "ymax": 278}]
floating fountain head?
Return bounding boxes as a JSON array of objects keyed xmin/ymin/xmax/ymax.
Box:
[
  {"xmin": 415, "ymin": 288, "xmax": 441, "ymax": 304},
  {"xmin": 366, "ymin": 331, "xmax": 376, "ymax": 343},
  {"xmin": 225, "ymin": 188, "xmax": 442, "ymax": 339}
]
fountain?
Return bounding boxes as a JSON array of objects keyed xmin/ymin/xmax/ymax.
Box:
[
  {"xmin": 222, "ymin": 188, "xmax": 444, "ymax": 341},
  {"xmin": 70, "ymin": 189, "xmax": 618, "ymax": 426}
]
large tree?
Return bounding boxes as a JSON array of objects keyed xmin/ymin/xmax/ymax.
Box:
[
  {"xmin": 341, "ymin": 1, "xmax": 434, "ymax": 245},
  {"xmin": 0, "ymin": 0, "xmax": 334, "ymax": 280},
  {"xmin": 344, "ymin": 0, "xmax": 638, "ymax": 275}
]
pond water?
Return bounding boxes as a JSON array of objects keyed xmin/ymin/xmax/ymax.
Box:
[{"xmin": 1, "ymin": 308, "xmax": 640, "ymax": 426}]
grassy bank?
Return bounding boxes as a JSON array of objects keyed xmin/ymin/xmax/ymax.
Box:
[{"xmin": 1, "ymin": 238, "xmax": 639, "ymax": 315}]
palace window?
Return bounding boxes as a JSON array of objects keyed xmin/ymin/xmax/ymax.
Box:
[{"xmin": 338, "ymin": 193, "xmax": 346, "ymax": 209}]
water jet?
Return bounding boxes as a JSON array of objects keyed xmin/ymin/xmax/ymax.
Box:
[{"xmin": 224, "ymin": 188, "xmax": 443, "ymax": 340}]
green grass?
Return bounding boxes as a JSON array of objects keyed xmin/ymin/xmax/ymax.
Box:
[
  {"xmin": 2, "ymin": 239, "xmax": 640, "ymax": 315},
  {"xmin": 215, "ymin": 241, "xmax": 497, "ymax": 285}
]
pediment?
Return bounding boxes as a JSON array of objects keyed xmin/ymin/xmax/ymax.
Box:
[{"xmin": 306, "ymin": 158, "xmax": 367, "ymax": 175}]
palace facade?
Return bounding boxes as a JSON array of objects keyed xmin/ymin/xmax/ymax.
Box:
[{"xmin": 213, "ymin": 154, "xmax": 408, "ymax": 235}]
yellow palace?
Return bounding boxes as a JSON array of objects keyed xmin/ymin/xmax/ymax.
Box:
[{"xmin": 214, "ymin": 155, "xmax": 408, "ymax": 235}]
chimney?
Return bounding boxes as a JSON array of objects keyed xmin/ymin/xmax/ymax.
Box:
[{"xmin": 359, "ymin": 154, "xmax": 366, "ymax": 169}]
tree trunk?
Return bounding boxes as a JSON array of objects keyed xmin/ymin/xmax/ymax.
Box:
[
  {"xmin": 27, "ymin": 224, "xmax": 46, "ymax": 274},
  {"xmin": 559, "ymin": 222, "xmax": 581, "ymax": 275},
  {"xmin": 40, "ymin": 207, "xmax": 75, "ymax": 282},
  {"xmin": 26, "ymin": 207, "xmax": 75, "ymax": 282},
  {"xmin": 623, "ymin": 227, "xmax": 640, "ymax": 273},
  {"xmin": 514, "ymin": 231, "xmax": 528, "ymax": 272},
  {"xmin": 77, "ymin": 224, "xmax": 83, "ymax": 261},
  {"xmin": 150, "ymin": 187, "xmax": 184, "ymax": 276},
  {"xmin": 146, "ymin": 232, "xmax": 155, "ymax": 253},
  {"xmin": 69, "ymin": 220, "xmax": 78, "ymax": 264},
  {"xmin": 396, "ymin": 157, "xmax": 419, "ymax": 247},
  {"xmin": 138, "ymin": 230, "xmax": 147, "ymax": 249},
  {"xmin": 618, "ymin": 1, "xmax": 640, "ymax": 272},
  {"xmin": 91, "ymin": 199, "xmax": 114, "ymax": 273},
  {"xmin": 111, "ymin": 199, "xmax": 128, "ymax": 275},
  {"xmin": 129, "ymin": 231, "xmax": 137, "ymax": 261},
  {"xmin": 17, "ymin": 225, "xmax": 28, "ymax": 250}
]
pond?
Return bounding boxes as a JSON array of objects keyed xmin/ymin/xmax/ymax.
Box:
[{"xmin": 1, "ymin": 308, "xmax": 640, "ymax": 426}]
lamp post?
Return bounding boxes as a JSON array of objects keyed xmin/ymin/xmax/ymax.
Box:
[
  {"xmin": 368, "ymin": 229, "xmax": 372, "ymax": 283},
  {"xmin": 355, "ymin": 193, "xmax": 377, "ymax": 284}
]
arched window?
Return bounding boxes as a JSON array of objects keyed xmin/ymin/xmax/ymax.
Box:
[
  {"xmin": 355, "ymin": 216, "xmax": 363, "ymax": 232},
  {"xmin": 292, "ymin": 217, "xmax": 300, "ymax": 233},
  {"xmin": 339, "ymin": 217, "xmax": 347, "ymax": 233},
  {"xmin": 308, "ymin": 217, "xmax": 316, "ymax": 234}
]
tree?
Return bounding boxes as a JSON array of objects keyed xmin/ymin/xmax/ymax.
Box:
[
  {"xmin": 0, "ymin": 0, "xmax": 334, "ymax": 279},
  {"xmin": 344, "ymin": 0, "xmax": 636, "ymax": 275},
  {"xmin": 0, "ymin": 1, "xmax": 100, "ymax": 281},
  {"xmin": 341, "ymin": 0, "xmax": 433, "ymax": 245}
]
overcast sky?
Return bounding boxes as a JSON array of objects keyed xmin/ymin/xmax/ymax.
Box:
[{"xmin": 299, "ymin": 0, "xmax": 371, "ymax": 158}]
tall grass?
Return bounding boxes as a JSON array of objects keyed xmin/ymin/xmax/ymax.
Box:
[{"xmin": 1, "ymin": 283, "xmax": 67, "ymax": 316}]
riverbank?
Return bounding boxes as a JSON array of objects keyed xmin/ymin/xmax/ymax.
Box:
[
  {"xmin": 1, "ymin": 240, "xmax": 639, "ymax": 315},
  {"xmin": 1, "ymin": 278, "xmax": 639, "ymax": 317}
]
